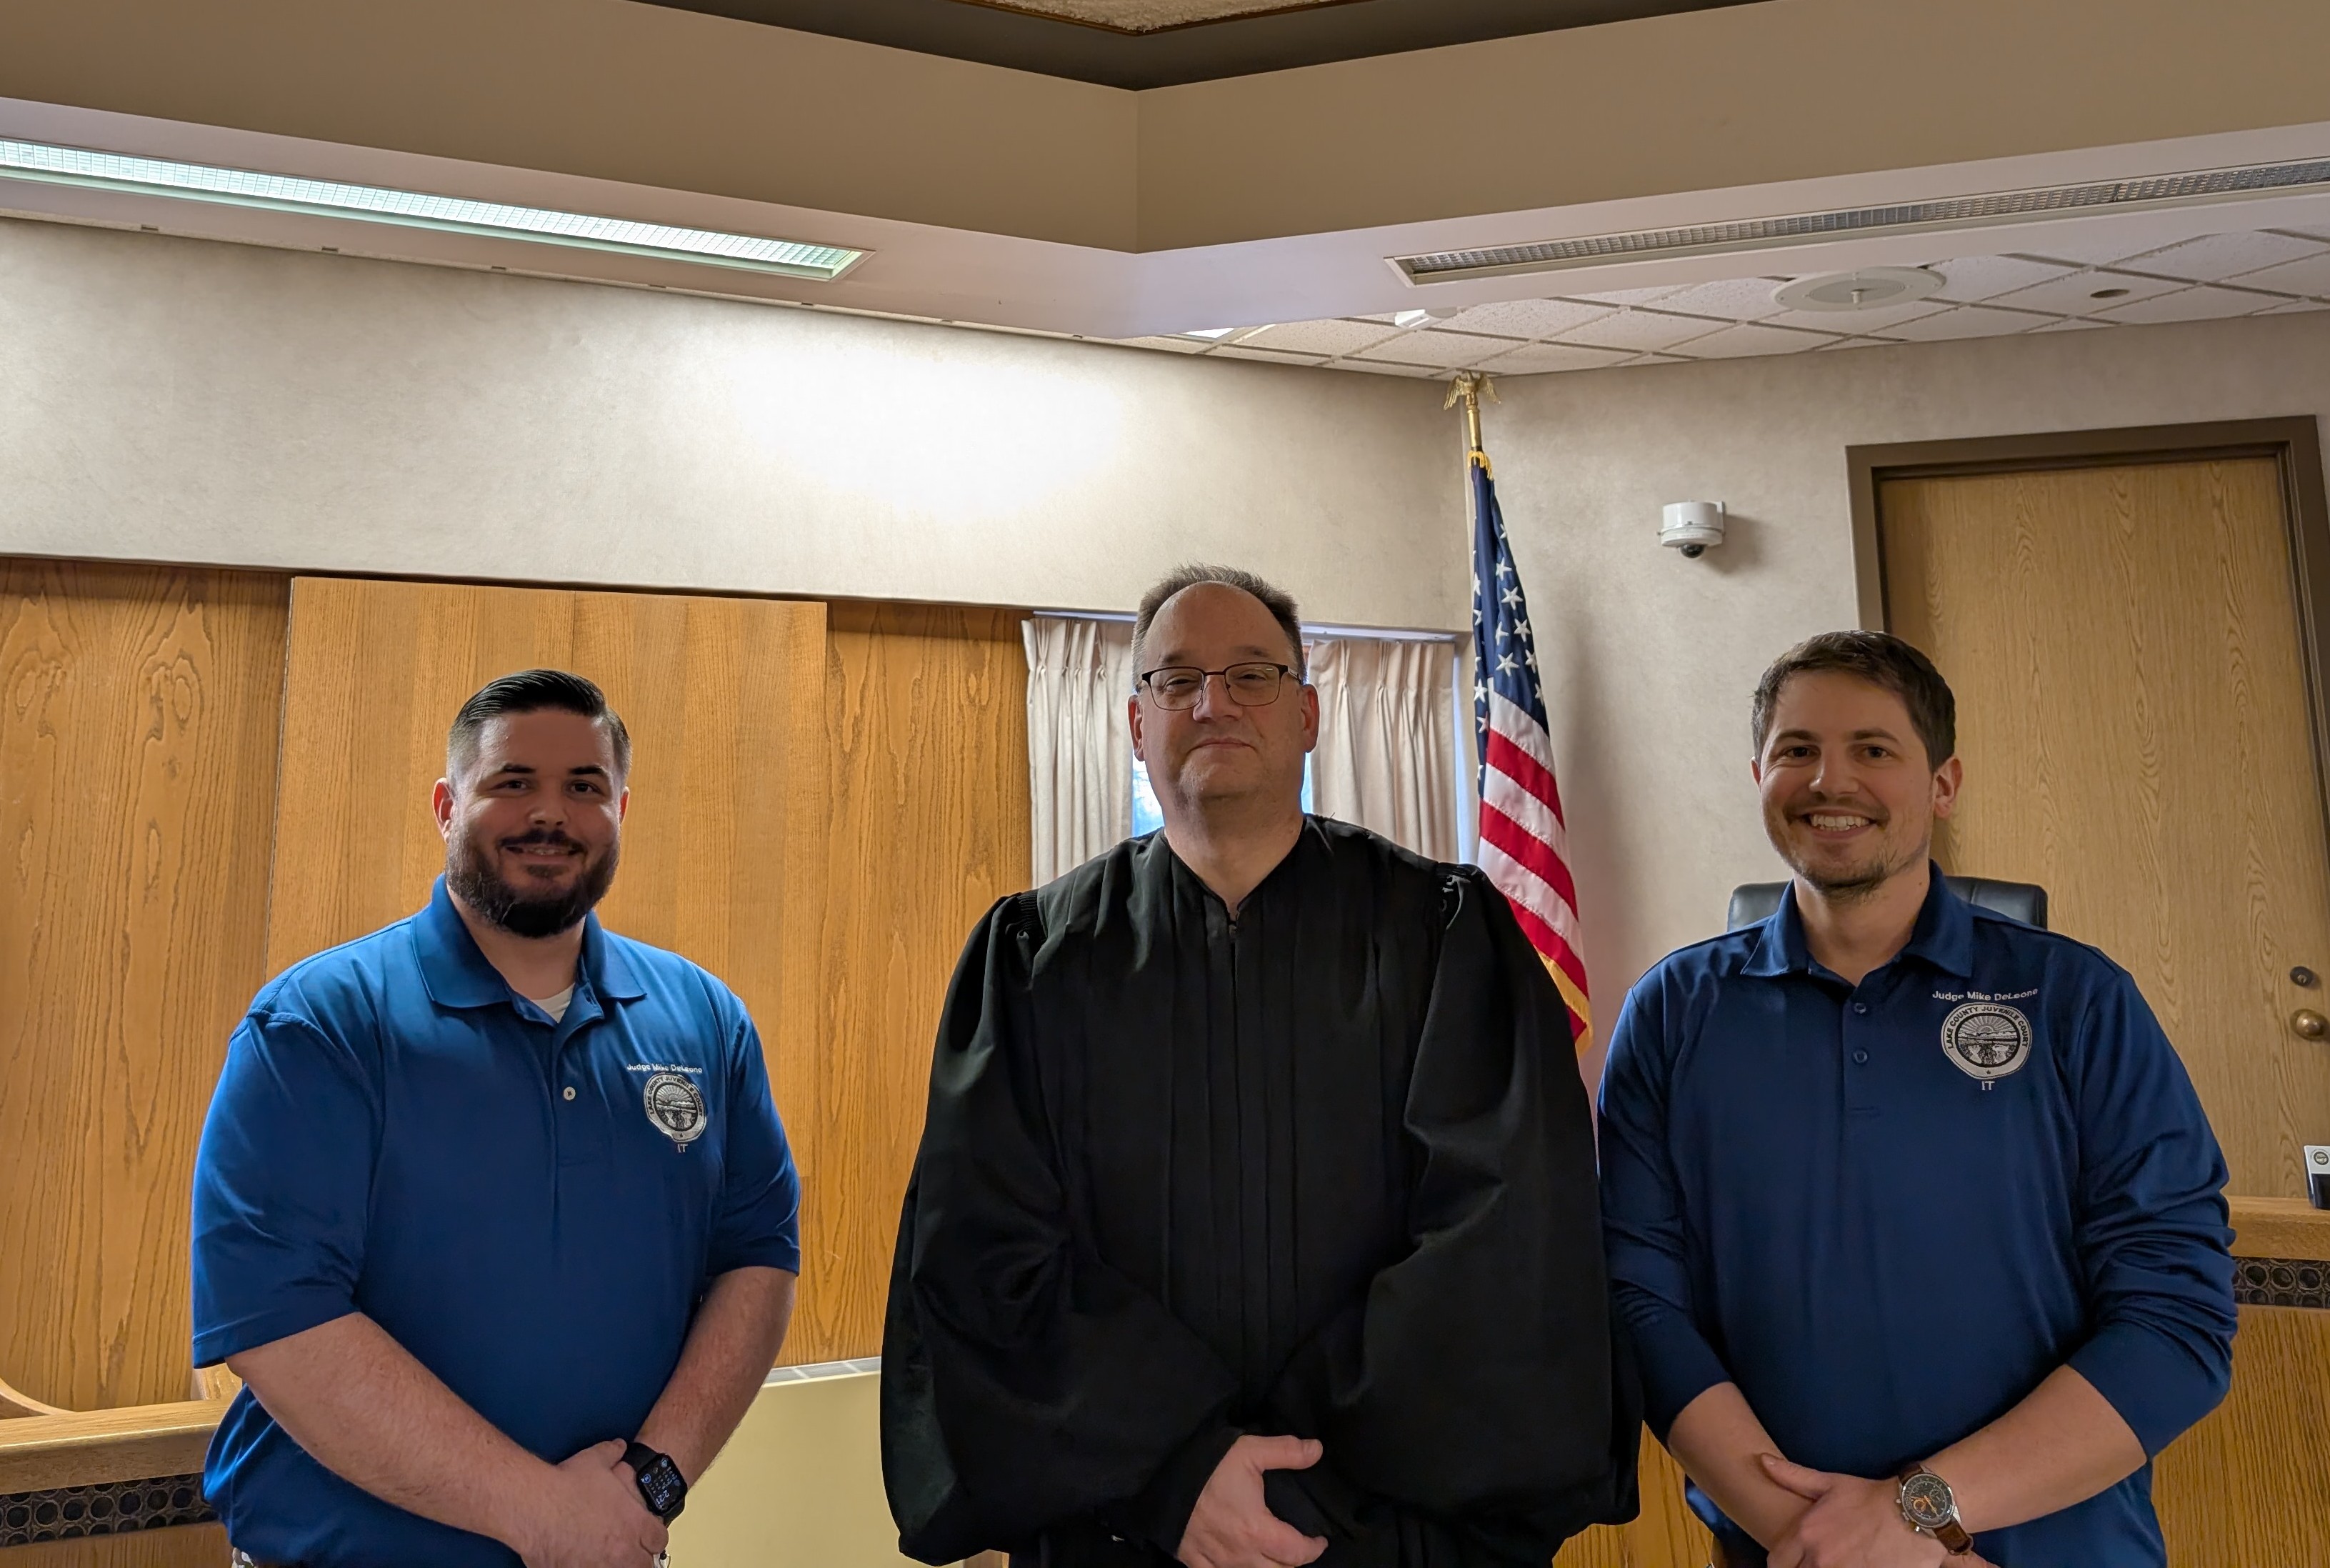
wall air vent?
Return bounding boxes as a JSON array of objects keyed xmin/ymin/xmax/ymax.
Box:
[{"xmin": 1391, "ymin": 159, "xmax": 2330, "ymax": 284}]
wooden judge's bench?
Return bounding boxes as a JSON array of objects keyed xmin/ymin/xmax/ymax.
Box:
[{"xmin": 4, "ymin": 1199, "xmax": 2326, "ymax": 1567}]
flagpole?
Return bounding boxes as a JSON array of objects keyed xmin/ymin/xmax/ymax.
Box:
[{"xmin": 1444, "ymin": 369, "xmax": 1496, "ymax": 462}]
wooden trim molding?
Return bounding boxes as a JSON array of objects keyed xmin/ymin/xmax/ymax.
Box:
[
  {"xmin": 2231, "ymin": 1196, "xmax": 2330, "ymax": 1262},
  {"xmin": 0, "ymin": 1401, "xmax": 226, "ymax": 1496}
]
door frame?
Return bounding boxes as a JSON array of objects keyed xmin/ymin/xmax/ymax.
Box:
[{"xmin": 1847, "ymin": 416, "xmax": 2330, "ymax": 850}]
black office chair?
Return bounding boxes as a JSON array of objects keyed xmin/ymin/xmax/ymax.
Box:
[{"xmin": 1726, "ymin": 876, "xmax": 2049, "ymax": 932}]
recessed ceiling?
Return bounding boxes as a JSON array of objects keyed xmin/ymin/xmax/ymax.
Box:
[
  {"xmin": 632, "ymin": 0, "xmax": 1757, "ymax": 86},
  {"xmin": 1116, "ymin": 226, "xmax": 2330, "ymax": 376},
  {"xmin": 966, "ymin": 0, "xmax": 1349, "ymax": 31}
]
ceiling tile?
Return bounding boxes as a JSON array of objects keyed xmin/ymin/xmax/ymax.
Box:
[
  {"xmin": 1210, "ymin": 344, "xmax": 1329, "ymax": 365},
  {"xmin": 2026, "ymin": 317, "xmax": 2115, "ymax": 333},
  {"xmin": 1351, "ymin": 329, "xmax": 1528, "ymax": 368},
  {"xmin": 2258, "ymin": 297, "xmax": 2330, "ymax": 314},
  {"xmin": 1326, "ymin": 356, "xmax": 1444, "ymax": 378},
  {"xmin": 2008, "ymin": 229, "xmax": 2192, "ymax": 266},
  {"xmin": 1665, "ymin": 322, "xmax": 1839, "ymax": 358},
  {"xmin": 1868, "ymin": 305, "xmax": 2054, "ymax": 341},
  {"xmin": 1236, "ymin": 319, "xmax": 1403, "ymax": 356},
  {"xmin": 1475, "ymin": 341, "xmax": 1639, "ymax": 374},
  {"xmin": 1644, "ymin": 276, "xmax": 1791, "ymax": 321},
  {"xmin": 1814, "ymin": 336, "xmax": 1892, "ymax": 351},
  {"xmin": 2222, "ymin": 253, "xmax": 2330, "ymax": 299},
  {"xmin": 1926, "ymin": 254, "xmax": 2077, "ymax": 301},
  {"xmin": 1439, "ymin": 297, "xmax": 1614, "ymax": 339},
  {"xmin": 1565, "ymin": 284, "xmax": 1688, "ymax": 306},
  {"xmin": 1762, "ymin": 299, "xmax": 1949, "ymax": 334},
  {"xmin": 2093, "ymin": 285, "xmax": 2282, "ymax": 324},
  {"xmin": 2121, "ymin": 230, "xmax": 2329, "ymax": 282},
  {"xmin": 1559, "ymin": 308, "xmax": 1727, "ymax": 352},
  {"xmin": 1114, "ymin": 334, "xmax": 1212, "ymax": 354},
  {"xmin": 1984, "ymin": 269, "xmax": 2181, "ymax": 316}
]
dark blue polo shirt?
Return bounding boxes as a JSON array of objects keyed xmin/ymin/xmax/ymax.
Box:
[
  {"xmin": 191, "ymin": 879, "xmax": 801, "ymax": 1567},
  {"xmin": 1599, "ymin": 874, "xmax": 2234, "ymax": 1567}
]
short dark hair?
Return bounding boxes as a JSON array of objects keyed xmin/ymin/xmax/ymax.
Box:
[
  {"xmin": 447, "ymin": 669, "xmax": 631, "ymax": 782},
  {"xmin": 1751, "ymin": 631, "xmax": 1956, "ymax": 768},
  {"xmin": 1132, "ymin": 564, "xmax": 1306, "ymax": 679}
]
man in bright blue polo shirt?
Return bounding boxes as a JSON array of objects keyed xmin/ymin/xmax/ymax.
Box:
[
  {"xmin": 191, "ymin": 669, "xmax": 801, "ymax": 1568},
  {"xmin": 1599, "ymin": 631, "xmax": 2234, "ymax": 1568}
]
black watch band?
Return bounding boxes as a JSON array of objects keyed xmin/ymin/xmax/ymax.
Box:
[{"xmin": 624, "ymin": 1440, "xmax": 688, "ymax": 1524}]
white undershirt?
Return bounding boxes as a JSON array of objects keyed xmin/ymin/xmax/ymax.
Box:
[{"xmin": 530, "ymin": 985, "xmax": 576, "ymax": 1023}]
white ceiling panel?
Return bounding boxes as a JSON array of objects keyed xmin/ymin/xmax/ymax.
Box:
[
  {"xmin": 1439, "ymin": 297, "xmax": 1614, "ymax": 339},
  {"xmin": 2122, "ymin": 230, "xmax": 2329, "ymax": 282},
  {"xmin": 1869, "ymin": 304, "xmax": 2051, "ymax": 341},
  {"xmin": 1559, "ymin": 309, "xmax": 1726, "ymax": 352},
  {"xmin": 1761, "ymin": 299, "xmax": 1949, "ymax": 334},
  {"xmin": 1329, "ymin": 356, "xmax": 1444, "ymax": 377},
  {"xmin": 1210, "ymin": 343, "xmax": 1329, "ymax": 364},
  {"xmin": 2026, "ymin": 316, "xmax": 2114, "ymax": 333},
  {"xmin": 2257, "ymin": 297, "xmax": 2330, "ymax": 314},
  {"xmin": 2094, "ymin": 285, "xmax": 2282, "ymax": 324},
  {"xmin": 1645, "ymin": 276, "xmax": 1793, "ymax": 321},
  {"xmin": 1115, "ymin": 334, "xmax": 1211, "ymax": 353},
  {"xmin": 1568, "ymin": 284, "xmax": 1689, "ymax": 306},
  {"xmin": 2226, "ymin": 252, "xmax": 2330, "ymax": 299},
  {"xmin": 1236, "ymin": 318, "xmax": 1404, "ymax": 356},
  {"xmin": 1926, "ymin": 254, "xmax": 2078, "ymax": 301},
  {"xmin": 1669, "ymin": 322, "xmax": 1839, "ymax": 358},
  {"xmin": 1349, "ymin": 330, "xmax": 1517, "ymax": 367},
  {"xmin": 1478, "ymin": 341, "xmax": 1639, "ymax": 374},
  {"xmin": 1984, "ymin": 269, "xmax": 2184, "ymax": 316}
]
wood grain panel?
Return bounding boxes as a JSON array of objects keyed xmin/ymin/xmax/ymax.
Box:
[
  {"xmin": 0, "ymin": 561, "xmax": 288, "ymax": 1412},
  {"xmin": 264, "ymin": 576, "xmax": 831, "ymax": 1330},
  {"xmin": 0, "ymin": 1402, "xmax": 224, "ymax": 1494},
  {"xmin": 2229, "ymin": 1195, "xmax": 2330, "ymax": 1260},
  {"xmin": 1882, "ymin": 460, "xmax": 2330, "ymax": 1197},
  {"xmin": 0, "ymin": 1525, "xmax": 226, "ymax": 1567},
  {"xmin": 2156, "ymin": 1304, "xmax": 2330, "ymax": 1567},
  {"xmin": 789, "ymin": 604, "xmax": 1031, "ymax": 1364},
  {"xmin": 1554, "ymin": 1435, "xmax": 1711, "ymax": 1568}
]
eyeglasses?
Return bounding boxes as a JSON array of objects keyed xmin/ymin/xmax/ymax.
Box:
[{"xmin": 1138, "ymin": 662, "xmax": 1296, "ymax": 710}]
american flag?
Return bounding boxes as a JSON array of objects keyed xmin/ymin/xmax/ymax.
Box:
[{"xmin": 1470, "ymin": 451, "xmax": 1591, "ymax": 1047}]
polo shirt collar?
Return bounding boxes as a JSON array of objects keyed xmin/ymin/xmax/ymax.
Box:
[
  {"xmin": 414, "ymin": 877, "xmax": 646, "ymax": 1009},
  {"xmin": 1739, "ymin": 863, "xmax": 1975, "ymax": 980}
]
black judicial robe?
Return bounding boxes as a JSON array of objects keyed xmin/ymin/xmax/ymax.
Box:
[{"xmin": 881, "ymin": 818, "xmax": 1637, "ymax": 1567}]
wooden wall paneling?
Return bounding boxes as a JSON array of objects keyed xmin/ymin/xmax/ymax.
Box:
[
  {"xmin": 1881, "ymin": 459, "xmax": 2330, "ymax": 1197},
  {"xmin": 2155, "ymin": 1304, "xmax": 2330, "ymax": 1567},
  {"xmin": 0, "ymin": 1526, "xmax": 226, "ymax": 1567},
  {"xmin": 0, "ymin": 560, "xmax": 288, "ymax": 1413},
  {"xmin": 791, "ymin": 604, "xmax": 1032, "ymax": 1364},
  {"xmin": 263, "ymin": 575, "xmax": 830, "ymax": 1323},
  {"xmin": 1554, "ymin": 1435, "xmax": 1711, "ymax": 1568}
]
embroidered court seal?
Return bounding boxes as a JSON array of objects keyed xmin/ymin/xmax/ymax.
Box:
[
  {"xmin": 1940, "ymin": 1002, "xmax": 2032, "ymax": 1083},
  {"xmin": 641, "ymin": 1072, "xmax": 707, "ymax": 1147}
]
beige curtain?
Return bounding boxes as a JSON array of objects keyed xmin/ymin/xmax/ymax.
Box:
[
  {"xmin": 1023, "ymin": 615, "xmax": 1136, "ymax": 884},
  {"xmin": 1309, "ymin": 636, "xmax": 1459, "ymax": 862}
]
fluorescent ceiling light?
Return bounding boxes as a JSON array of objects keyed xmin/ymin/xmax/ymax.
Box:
[{"xmin": 0, "ymin": 138, "xmax": 867, "ymax": 281}]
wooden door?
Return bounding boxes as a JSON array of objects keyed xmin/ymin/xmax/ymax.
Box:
[
  {"xmin": 0, "ymin": 561, "xmax": 288, "ymax": 1415},
  {"xmin": 263, "ymin": 576, "xmax": 838, "ymax": 1347},
  {"xmin": 1883, "ymin": 457, "xmax": 2330, "ymax": 1200}
]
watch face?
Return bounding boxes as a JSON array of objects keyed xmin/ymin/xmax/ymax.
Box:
[
  {"xmin": 637, "ymin": 1455, "xmax": 684, "ymax": 1517},
  {"xmin": 1901, "ymin": 1471, "xmax": 1956, "ymax": 1529}
]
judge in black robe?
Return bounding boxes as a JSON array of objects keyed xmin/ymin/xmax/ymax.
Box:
[{"xmin": 881, "ymin": 571, "xmax": 1636, "ymax": 1568}]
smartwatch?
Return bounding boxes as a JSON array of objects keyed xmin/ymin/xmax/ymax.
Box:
[
  {"xmin": 624, "ymin": 1440, "xmax": 689, "ymax": 1524},
  {"xmin": 1896, "ymin": 1463, "xmax": 1973, "ymax": 1555}
]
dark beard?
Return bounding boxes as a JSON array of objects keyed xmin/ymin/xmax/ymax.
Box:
[{"xmin": 446, "ymin": 829, "xmax": 619, "ymax": 939}]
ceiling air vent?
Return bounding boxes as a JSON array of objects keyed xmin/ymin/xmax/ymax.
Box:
[{"xmin": 1391, "ymin": 158, "xmax": 2330, "ymax": 284}]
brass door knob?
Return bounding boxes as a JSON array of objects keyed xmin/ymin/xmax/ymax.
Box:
[{"xmin": 2295, "ymin": 1009, "xmax": 2329, "ymax": 1041}]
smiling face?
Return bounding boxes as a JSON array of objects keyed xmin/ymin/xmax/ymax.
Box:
[
  {"xmin": 1754, "ymin": 669, "xmax": 1961, "ymax": 901},
  {"xmin": 434, "ymin": 707, "xmax": 628, "ymax": 938},
  {"xmin": 1129, "ymin": 581, "xmax": 1318, "ymax": 822}
]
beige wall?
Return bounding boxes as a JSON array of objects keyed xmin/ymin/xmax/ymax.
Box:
[
  {"xmin": 0, "ymin": 216, "xmax": 1463, "ymax": 629},
  {"xmin": 1483, "ymin": 310, "xmax": 2330, "ymax": 1022}
]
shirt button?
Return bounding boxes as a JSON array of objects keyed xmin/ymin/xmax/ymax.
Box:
[
  {"xmin": 1852, "ymin": 1002, "xmax": 1870, "ymax": 1015},
  {"xmin": 1853, "ymin": 1050, "xmax": 1870, "ymax": 1064},
  {"xmin": 563, "ymin": 1086, "xmax": 577, "ymax": 1102}
]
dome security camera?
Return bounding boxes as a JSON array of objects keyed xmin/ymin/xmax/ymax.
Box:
[{"xmin": 1661, "ymin": 501, "xmax": 1726, "ymax": 559}]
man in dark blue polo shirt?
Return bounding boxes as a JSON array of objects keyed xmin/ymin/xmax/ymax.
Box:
[
  {"xmin": 191, "ymin": 669, "xmax": 802, "ymax": 1568},
  {"xmin": 1599, "ymin": 631, "xmax": 2234, "ymax": 1568}
]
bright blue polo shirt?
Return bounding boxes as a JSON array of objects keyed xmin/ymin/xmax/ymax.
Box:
[
  {"xmin": 1598, "ymin": 873, "xmax": 2234, "ymax": 1567},
  {"xmin": 191, "ymin": 878, "xmax": 801, "ymax": 1567}
]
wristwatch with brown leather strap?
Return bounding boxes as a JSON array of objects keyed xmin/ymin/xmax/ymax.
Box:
[{"xmin": 1897, "ymin": 1463, "xmax": 1975, "ymax": 1554}]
